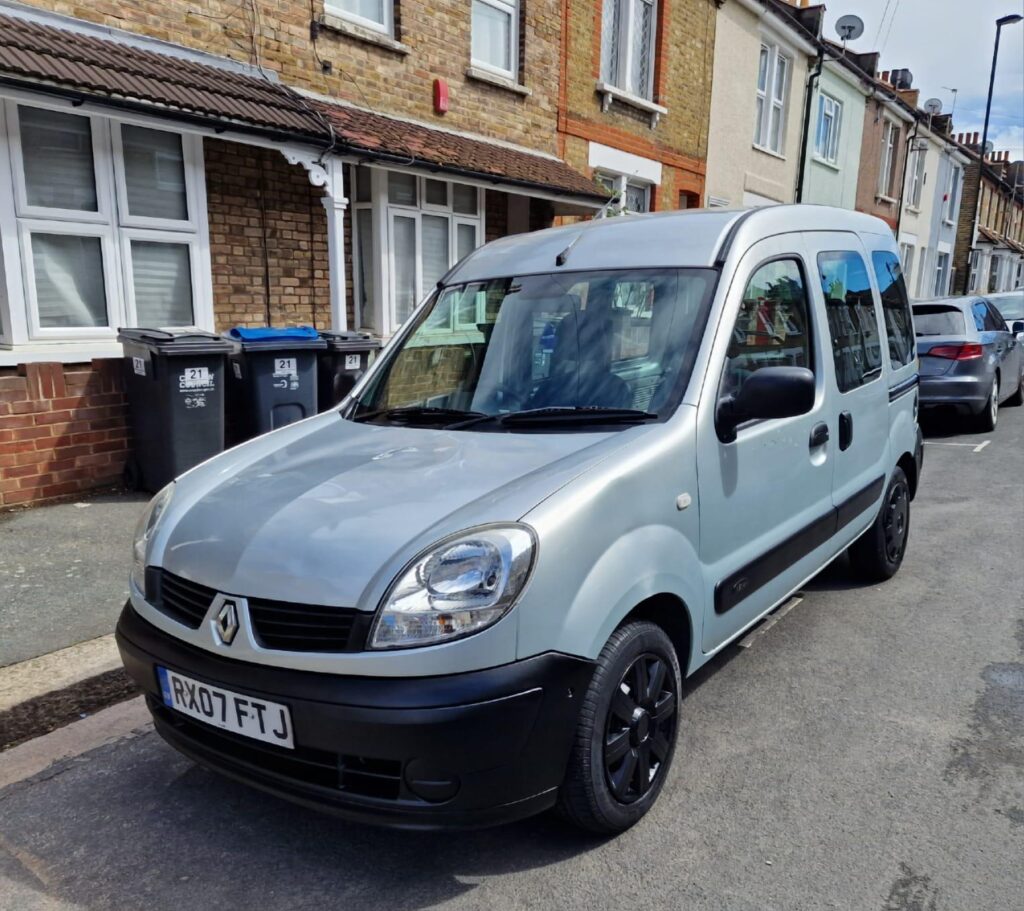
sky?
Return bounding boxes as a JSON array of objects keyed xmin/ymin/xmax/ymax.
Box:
[{"xmin": 820, "ymin": 0, "xmax": 1024, "ymax": 159}]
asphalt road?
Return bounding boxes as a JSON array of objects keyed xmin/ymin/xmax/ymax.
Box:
[
  {"xmin": 1, "ymin": 406, "xmax": 1022, "ymax": 910},
  {"xmin": 0, "ymin": 491, "xmax": 148, "ymax": 667}
]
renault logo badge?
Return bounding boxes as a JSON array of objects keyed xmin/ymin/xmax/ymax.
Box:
[{"xmin": 215, "ymin": 600, "xmax": 239, "ymax": 645}]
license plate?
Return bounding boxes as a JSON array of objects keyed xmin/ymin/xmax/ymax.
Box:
[{"xmin": 157, "ymin": 667, "xmax": 294, "ymax": 749}]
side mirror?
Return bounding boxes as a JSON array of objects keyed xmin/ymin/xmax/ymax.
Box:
[
  {"xmin": 1012, "ymin": 320, "xmax": 1024, "ymax": 334},
  {"xmin": 717, "ymin": 366, "xmax": 816, "ymax": 443}
]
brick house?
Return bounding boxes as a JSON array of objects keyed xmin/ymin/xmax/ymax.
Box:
[
  {"xmin": 950, "ymin": 139, "xmax": 1024, "ymax": 296},
  {"xmin": 557, "ymin": 0, "xmax": 715, "ymax": 214},
  {"xmin": 0, "ymin": 0, "xmax": 605, "ymax": 507}
]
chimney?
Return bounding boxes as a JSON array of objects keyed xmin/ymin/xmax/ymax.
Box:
[
  {"xmin": 891, "ymin": 68, "xmax": 913, "ymax": 90},
  {"xmin": 881, "ymin": 70, "xmax": 890, "ymax": 84},
  {"xmin": 972, "ymin": 131, "xmax": 980, "ymax": 146}
]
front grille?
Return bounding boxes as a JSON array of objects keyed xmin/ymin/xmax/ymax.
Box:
[
  {"xmin": 152, "ymin": 570, "xmax": 369, "ymax": 651},
  {"xmin": 248, "ymin": 597, "xmax": 367, "ymax": 652},
  {"xmin": 156, "ymin": 571, "xmax": 216, "ymax": 629},
  {"xmin": 150, "ymin": 698, "xmax": 403, "ymax": 800}
]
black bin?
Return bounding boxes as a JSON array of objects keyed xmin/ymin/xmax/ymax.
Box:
[
  {"xmin": 316, "ymin": 330, "xmax": 382, "ymax": 411},
  {"xmin": 225, "ymin": 326, "xmax": 327, "ymax": 443},
  {"xmin": 117, "ymin": 328, "xmax": 233, "ymax": 493}
]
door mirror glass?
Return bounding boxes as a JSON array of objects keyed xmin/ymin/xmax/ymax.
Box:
[
  {"xmin": 718, "ymin": 366, "xmax": 815, "ymax": 442},
  {"xmin": 1011, "ymin": 320, "xmax": 1024, "ymax": 334}
]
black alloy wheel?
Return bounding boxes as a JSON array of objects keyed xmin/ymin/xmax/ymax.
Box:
[
  {"xmin": 882, "ymin": 478, "xmax": 909, "ymax": 565},
  {"xmin": 603, "ymin": 653, "xmax": 677, "ymax": 803}
]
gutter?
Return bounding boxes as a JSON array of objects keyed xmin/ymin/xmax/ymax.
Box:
[{"xmin": 795, "ymin": 45, "xmax": 824, "ymax": 204}]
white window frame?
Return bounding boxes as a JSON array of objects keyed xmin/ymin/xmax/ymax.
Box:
[
  {"xmin": 601, "ymin": 0, "xmax": 658, "ymax": 102},
  {"xmin": 899, "ymin": 242, "xmax": 915, "ymax": 292},
  {"xmin": 934, "ymin": 251, "xmax": 950, "ymax": 297},
  {"xmin": 878, "ymin": 119, "xmax": 900, "ymax": 200},
  {"xmin": 325, "ymin": 0, "xmax": 393, "ymax": 37},
  {"xmin": 968, "ymin": 250, "xmax": 981, "ymax": 293},
  {"xmin": 1, "ymin": 96, "xmax": 212, "ymax": 347},
  {"xmin": 814, "ymin": 93, "xmax": 842, "ymax": 165},
  {"xmin": 907, "ymin": 144, "xmax": 926, "ymax": 210},
  {"xmin": 754, "ymin": 43, "xmax": 791, "ymax": 156},
  {"xmin": 595, "ymin": 171, "xmax": 651, "ymax": 214},
  {"xmin": 471, "ymin": 0, "xmax": 519, "ymax": 81},
  {"xmin": 943, "ymin": 164, "xmax": 962, "ymax": 225}
]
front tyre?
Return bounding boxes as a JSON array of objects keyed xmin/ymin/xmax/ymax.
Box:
[
  {"xmin": 556, "ymin": 621, "xmax": 681, "ymax": 834},
  {"xmin": 848, "ymin": 466, "xmax": 910, "ymax": 583}
]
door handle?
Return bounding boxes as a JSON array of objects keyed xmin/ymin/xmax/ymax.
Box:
[
  {"xmin": 839, "ymin": 411, "xmax": 854, "ymax": 451},
  {"xmin": 809, "ymin": 422, "xmax": 829, "ymax": 448}
]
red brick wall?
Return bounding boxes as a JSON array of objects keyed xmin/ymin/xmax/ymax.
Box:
[
  {"xmin": 204, "ymin": 139, "xmax": 332, "ymax": 331},
  {"xmin": 0, "ymin": 361, "xmax": 129, "ymax": 508}
]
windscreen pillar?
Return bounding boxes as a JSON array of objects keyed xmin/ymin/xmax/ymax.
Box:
[{"xmin": 282, "ymin": 150, "xmax": 349, "ymax": 332}]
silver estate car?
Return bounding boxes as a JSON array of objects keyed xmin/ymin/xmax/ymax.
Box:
[
  {"xmin": 913, "ymin": 295, "xmax": 1024, "ymax": 430},
  {"xmin": 117, "ymin": 206, "xmax": 923, "ymax": 833}
]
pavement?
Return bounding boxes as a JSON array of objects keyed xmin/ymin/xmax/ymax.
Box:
[
  {"xmin": 0, "ymin": 490, "xmax": 148, "ymax": 667},
  {"xmin": 0, "ymin": 406, "xmax": 1022, "ymax": 910}
]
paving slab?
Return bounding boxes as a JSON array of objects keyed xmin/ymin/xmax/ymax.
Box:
[{"xmin": 0, "ymin": 491, "xmax": 149, "ymax": 668}]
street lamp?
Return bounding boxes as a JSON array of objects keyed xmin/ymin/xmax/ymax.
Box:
[{"xmin": 967, "ymin": 13, "xmax": 1023, "ymax": 292}]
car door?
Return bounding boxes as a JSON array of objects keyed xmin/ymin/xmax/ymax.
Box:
[
  {"xmin": 803, "ymin": 234, "xmax": 891, "ymax": 544},
  {"xmin": 696, "ymin": 236, "xmax": 835, "ymax": 652},
  {"xmin": 982, "ymin": 300, "xmax": 1020, "ymax": 398}
]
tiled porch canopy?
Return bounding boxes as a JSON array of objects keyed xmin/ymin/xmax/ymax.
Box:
[{"xmin": 0, "ymin": 10, "xmax": 604, "ymax": 205}]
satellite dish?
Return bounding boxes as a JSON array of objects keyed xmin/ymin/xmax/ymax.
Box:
[
  {"xmin": 984, "ymin": 140, "xmax": 994, "ymax": 155},
  {"xmin": 924, "ymin": 98, "xmax": 943, "ymax": 115},
  {"xmin": 836, "ymin": 14, "xmax": 865, "ymax": 42}
]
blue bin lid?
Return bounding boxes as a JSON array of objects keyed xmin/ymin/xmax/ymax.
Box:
[{"xmin": 227, "ymin": 326, "xmax": 321, "ymax": 342}]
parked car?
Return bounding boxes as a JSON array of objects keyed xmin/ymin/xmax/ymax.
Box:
[
  {"xmin": 985, "ymin": 290, "xmax": 1024, "ymax": 333},
  {"xmin": 913, "ymin": 295, "xmax": 1024, "ymax": 430},
  {"xmin": 117, "ymin": 206, "xmax": 923, "ymax": 834}
]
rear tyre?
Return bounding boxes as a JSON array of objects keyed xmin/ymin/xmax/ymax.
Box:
[
  {"xmin": 556, "ymin": 621, "xmax": 681, "ymax": 834},
  {"xmin": 1006, "ymin": 371, "xmax": 1024, "ymax": 407},
  {"xmin": 975, "ymin": 376, "xmax": 999, "ymax": 431},
  {"xmin": 848, "ymin": 466, "xmax": 910, "ymax": 583}
]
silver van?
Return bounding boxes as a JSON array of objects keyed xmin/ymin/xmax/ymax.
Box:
[{"xmin": 117, "ymin": 206, "xmax": 923, "ymax": 833}]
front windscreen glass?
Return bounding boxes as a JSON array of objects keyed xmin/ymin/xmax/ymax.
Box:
[
  {"xmin": 350, "ymin": 269, "xmax": 717, "ymax": 430},
  {"xmin": 991, "ymin": 292, "xmax": 1024, "ymax": 321}
]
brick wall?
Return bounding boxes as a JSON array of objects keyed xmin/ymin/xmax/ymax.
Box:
[
  {"xmin": 19, "ymin": 0, "xmax": 563, "ymax": 158},
  {"xmin": 855, "ymin": 100, "xmax": 907, "ymax": 229},
  {"xmin": 0, "ymin": 361, "xmax": 129, "ymax": 508},
  {"xmin": 558, "ymin": 0, "xmax": 713, "ymax": 205},
  {"xmin": 952, "ymin": 159, "xmax": 980, "ymax": 295},
  {"xmin": 204, "ymin": 139, "xmax": 332, "ymax": 331}
]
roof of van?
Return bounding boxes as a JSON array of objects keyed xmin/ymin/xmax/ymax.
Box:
[{"xmin": 444, "ymin": 204, "xmax": 895, "ymax": 284}]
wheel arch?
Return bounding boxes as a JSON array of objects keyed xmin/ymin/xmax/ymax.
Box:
[
  {"xmin": 617, "ymin": 593, "xmax": 695, "ymax": 677},
  {"xmin": 897, "ymin": 450, "xmax": 919, "ymax": 500}
]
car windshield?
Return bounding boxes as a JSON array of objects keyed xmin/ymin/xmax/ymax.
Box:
[
  {"xmin": 912, "ymin": 305, "xmax": 967, "ymax": 336},
  {"xmin": 991, "ymin": 292, "xmax": 1024, "ymax": 321},
  {"xmin": 349, "ymin": 268, "xmax": 718, "ymax": 429}
]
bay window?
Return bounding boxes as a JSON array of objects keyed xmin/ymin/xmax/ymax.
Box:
[
  {"xmin": 351, "ymin": 166, "xmax": 485, "ymax": 336},
  {"xmin": 754, "ymin": 44, "xmax": 790, "ymax": 155},
  {"xmin": 601, "ymin": 0, "xmax": 658, "ymax": 101},
  {"xmin": 2, "ymin": 100, "xmax": 209, "ymax": 346},
  {"xmin": 472, "ymin": 0, "xmax": 519, "ymax": 79}
]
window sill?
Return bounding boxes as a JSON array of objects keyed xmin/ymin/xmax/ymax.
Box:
[
  {"xmin": 906, "ymin": 205, "xmax": 921, "ymax": 214},
  {"xmin": 752, "ymin": 144, "xmax": 786, "ymax": 161},
  {"xmin": 0, "ymin": 340, "xmax": 125, "ymax": 367},
  {"xmin": 595, "ymin": 82, "xmax": 667, "ymax": 128},
  {"xmin": 319, "ymin": 14, "xmax": 410, "ymax": 55},
  {"xmin": 876, "ymin": 194, "xmax": 898, "ymax": 205},
  {"xmin": 465, "ymin": 67, "xmax": 531, "ymax": 97},
  {"xmin": 811, "ymin": 155, "xmax": 841, "ymax": 172}
]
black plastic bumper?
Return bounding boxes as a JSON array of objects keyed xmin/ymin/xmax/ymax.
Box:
[{"xmin": 116, "ymin": 603, "xmax": 594, "ymax": 829}]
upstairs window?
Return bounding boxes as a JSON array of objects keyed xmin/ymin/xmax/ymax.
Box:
[
  {"xmin": 472, "ymin": 0, "xmax": 519, "ymax": 79},
  {"xmin": 326, "ymin": 0, "xmax": 393, "ymax": 35},
  {"xmin": 943, "ymin": 165, "xmax": 962, "ymax": 224},
  {"xmin": 814, "ymin": 93, "xmax": 842, "ymax": 164},
  {"xmin": 907, "ymin": 145, "xmax": 926, "ymax": 209},
  {"xmin": 601, "ymin": 0, "xmax": 658, "ymax": 100},
  {"xmin": 878, "ymin": 120, "xmax": 900, "ymax": 199},
  {"xmin": 754, "ymin": 44, "xmax": 790, "ymax": 154}
]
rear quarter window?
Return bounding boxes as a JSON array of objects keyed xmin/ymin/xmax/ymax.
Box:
[
  {"xmin": 870, "ymin": 251, "xmax": 915, "ymax": 368},
  {"xmin": 912, "ymin": 305, "xmax": 967, "ymax": 336}
]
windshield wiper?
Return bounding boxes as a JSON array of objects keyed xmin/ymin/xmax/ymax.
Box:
[
  {"xmin": 352, "ymin": 405, "xmax": 487, "ymax": 424},
  {"xmin": 449, "ymin": 406, "xmax": 658, "ymax": 430}
]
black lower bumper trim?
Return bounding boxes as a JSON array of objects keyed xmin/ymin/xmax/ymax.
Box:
[{"xmin": 116, "ymin": 603, "xmax": 595, "ymax": 829}]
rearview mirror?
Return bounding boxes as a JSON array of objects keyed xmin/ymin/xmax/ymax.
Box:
[{"xmin": 717, "ymin": 367, "xmax": 815, "ymax": 443}]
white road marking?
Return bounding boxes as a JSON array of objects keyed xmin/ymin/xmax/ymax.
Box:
[
  {"xmin": 738, "ymin": 596, "xmax": 803, "ymax": 649},
  {"xmin": 973, "ymin": 440, "xmax": 991, "ymax": 453}
]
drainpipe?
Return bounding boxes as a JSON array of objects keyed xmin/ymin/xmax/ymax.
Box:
[
  {"xmin": 795, "ymin": 46, "xmax": 825, "ymax": 204},
  {"xmin": 895, "ymin": 117, "xmax": 920, "ymax": 240}
]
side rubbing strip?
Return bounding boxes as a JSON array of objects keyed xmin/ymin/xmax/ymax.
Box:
[
  {"xmin": 715, "ymin": 475, "xmax": 887, "ymax": 615},
  {"xmin": 888, "ymin": 374, "xmax": 919, "ymax": 402}
]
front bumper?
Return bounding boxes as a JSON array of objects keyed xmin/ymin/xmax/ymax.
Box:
[{"xmin": 116, "ymin": 603, "xmax": 594, "ymax": 829}]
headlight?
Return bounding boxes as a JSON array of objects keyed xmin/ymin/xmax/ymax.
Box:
[
  {"xmin": 369, "ymin": 525, "xmax": 536, "ymax": 649},
  {"xmin": 130, "ymin": 483, "xmax": 175, "ymax": 593}
]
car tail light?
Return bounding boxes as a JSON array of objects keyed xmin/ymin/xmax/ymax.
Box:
[{"xmin": 927, "ymin": 343, "xmax": 984, "ymax": 360}]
